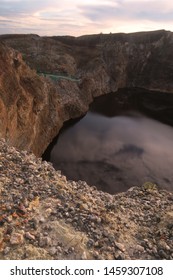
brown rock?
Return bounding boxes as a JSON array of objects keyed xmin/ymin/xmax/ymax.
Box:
[
  {"xmin": 25, "ymin": 232, "xmax": 36, "ymax": 241},
  {"xmin": 10, "ymin": 232, "xmax": 24, "ymax": 245}
]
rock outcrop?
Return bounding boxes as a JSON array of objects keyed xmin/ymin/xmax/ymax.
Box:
[
  {"xmin": 0, "ymin": 42, "xmax": 84, "ymax": 156},
  {"xmin": 1, "ymin": 30, "xmax": 173, "ymax": 155}
]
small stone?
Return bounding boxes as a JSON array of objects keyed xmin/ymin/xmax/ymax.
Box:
[
  {"xmin": 43, "ymin": 225, "xmax": 53, "ymax": 231},
  {"xmin": 65, "ymin": 212, "xmax": 69, "ymax": 217},
  {"xmin": 93, "ymin": 251, "xmax": 99, "ymax": 259},
  {"xmin": 45, "ymin": 203, "xmax": 52, "ymax": 209},
  {"xmin": 3, "ymin": 247, "xmax": 10, "ymax": 255},
  {"xmin": 152, "ymin": 246, "xmax": 158, "ymax": 255},
  {"xmin": 17, "ymin": 204, "xmax": 27, "ymax": 215},
  {"xmin": 135, "ymin": 244, "xmax": 145, "ymax": 252},
  {"xmin": 45, "ymin": 208, "xmax": 52, "ymax": 215},
  {"xmin": 114, "ymin": 250, "xmax": 124, "ymax": 260},
  {"xmin": 39, "ymin": 236, "xmax": 51, "ymax": 247},
  {"xmin": 49, "ymin": 247, "xmax": 57, "ymax": 255},
  {"xmin": 6, "ymin": 205, "xmax": 12, "ymax": 211},
  {"xmin": 158, "ymin": 240, "xmax": 170, "ymax": 251},
  {"xmin": 10, "ymin": 232, "xmax": 24, "ymax": 245},
  {"xmin": 6, "ymin": 225, "xmax": 13, "ymax": 235},
  {"xmin": 6, "ymin": 215, "xmax": 13, "ymax": 223},
  {"xmin": 80, "ymin": 203, "xmax": 89, "ymax": 211},
  {"xmin": 25, "ymin": 232, "xmax": 35, "ymax": 240},
  {"xmin": 114, "ymin": 241, "xmax": 125, "ymax": 252},
  {"xmin": 81, "ymin": 251, "xmax": 87, "ymax": 259},
  {"xmin": 102, "ymin": 231, "xmax": 109, "ymax": 237},
  {"xmin": 29, "ymin": 218, "xmax": 38, "ymax": 230},
  {"xmin": 158, "ymin": 249, "xmax": 169, "ymax": 259},
  {"xmin": 96, "ymin": 217, "xmax": 102, "ymax": 223},
  {"xmin": 28, "ymin": 194, "xmax": 34, "ymax": 200},
  {"xmin": 68, "ymin": 247, "xmax": 74, "ymax": 253},
  {"xmin": 39, "ymin": 217, "xmax": 45, "ymax": 223},
  {"xmin": 147, "ymin": 242, "xmax": 153, "ymax": 250},
  {"xmin": 127, "ymin": 186, "xmax": 136, "ymax": 192},
  {"xmin": 87, "ymin": 239, "xmax": 94, "ymax": 248},
  {"xmin": 56, "ymin": 246, "xmax": 62, "ymax": 253},
  {"xmin": 23, "ymin": 199, "xmax": 29, "ymax": 208}
]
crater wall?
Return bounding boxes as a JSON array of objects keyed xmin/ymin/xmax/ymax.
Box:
[{"xmin": 1, "ymin": 30, "xmax": 173, "ymax": 155}]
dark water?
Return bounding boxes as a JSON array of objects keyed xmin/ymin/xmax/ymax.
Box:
[{"xmin": 44, "ymin": 89, "xmax": 173, "ymax": 193}]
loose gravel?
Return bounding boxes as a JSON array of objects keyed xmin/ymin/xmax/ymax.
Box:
[{"xmin": 0, "ymin": 138, "xmax": 173, "ymax": 259}]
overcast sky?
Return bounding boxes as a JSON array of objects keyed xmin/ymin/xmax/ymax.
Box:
[{"xmin": 0, "ymin": 0, "xmax": 173, "ymax": 36}]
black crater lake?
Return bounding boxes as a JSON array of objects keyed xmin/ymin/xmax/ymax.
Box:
[{"xmin": 43, "ymin": 88, "xmax": 173, "ymax": 194}]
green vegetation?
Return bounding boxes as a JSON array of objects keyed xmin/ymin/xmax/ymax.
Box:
[{"xmin": 37, "ymin": 71, "xmax": 81, "ymax": 83}]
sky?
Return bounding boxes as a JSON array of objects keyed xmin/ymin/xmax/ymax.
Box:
[{"xmin": 0, "ymin": 0, "xmax": 173, "ymax": 36}]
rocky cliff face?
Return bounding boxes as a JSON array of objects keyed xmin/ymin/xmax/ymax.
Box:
[
  {"xmin": 0, "ymin": 42, "xmax": 85, "ymax": 156},
  {"xmin": 1, "ymin": 30, "xmax": 173, "ymax": 155},
  {"xmin": 0, "ymin": 42, "xmax": 58, "ymax": 155}
]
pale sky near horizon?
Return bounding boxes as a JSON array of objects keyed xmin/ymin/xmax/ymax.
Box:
[{"xmin": 0, "ymin": 0, "xmax": 173, "ymax": 36}]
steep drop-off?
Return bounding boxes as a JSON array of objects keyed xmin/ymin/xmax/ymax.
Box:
[
  {"xmin": 1, "ymin": 31, "xmax": 173, "ymax": 260},
  {"xmin": 1, "ymin": 30, "xmax": 173, "ymax": 155},
  {"xmin": 0, "ymin": 42, "xmax": 85, "ymax": 156}
]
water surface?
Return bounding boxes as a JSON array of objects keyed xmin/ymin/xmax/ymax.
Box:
[{"xmin": 45, "ymin": 90, "xmax": 173, "ymax": 193}]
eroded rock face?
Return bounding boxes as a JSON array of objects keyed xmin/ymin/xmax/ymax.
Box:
[
  {"xmin": 0, "ymin": 42, "xmax": 60, "ymax": 155},
  {"xmin": 0, "ymin": 42, "xmax": 86, "ymax": 156},
  {"xmin": 1, "ymin": 30, "xmax": 173, "ymax": 155}
]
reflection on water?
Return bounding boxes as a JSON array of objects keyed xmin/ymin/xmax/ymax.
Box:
[{"xmin": 46, "ymin": 91, "xmax": 173, "ymax": 193}]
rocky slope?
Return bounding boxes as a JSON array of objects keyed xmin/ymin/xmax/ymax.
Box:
[
  {"xmin": 1, "ymin": 31, "xmax": 173, "ymax": 260},
  {"xmin": 1, "ymin": 30, "xmax": 173, "ymax": 155},
  {"xmin": 0, "ymin": 138, "xmax": 173, "ymax": 260}
]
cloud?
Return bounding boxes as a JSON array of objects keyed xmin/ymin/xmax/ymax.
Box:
[
  {"xmin": 77, "ymin": 0, "xmax": 173, "ymax": 34},
  {"xmin": 0, "ymin": 0, "xmax": 173, "ymax": 36},
  {"xmin": 79, "ymin": 0, "xmax": 173, "ymax": 22},
  {"xmin": 0, "ymin": 0, "xmax": 93, "ymax": 35}
]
